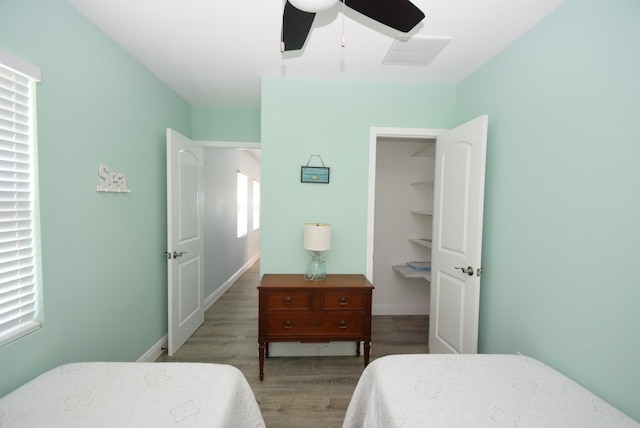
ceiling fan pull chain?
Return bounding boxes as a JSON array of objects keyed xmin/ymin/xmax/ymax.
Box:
[
  {"xmin": 341, "ymin": 0, "xmax": 346, "ymax": 47},
  {"xmin": 280, "ymin": 14, "xmax": 285, "ymax": 53}
]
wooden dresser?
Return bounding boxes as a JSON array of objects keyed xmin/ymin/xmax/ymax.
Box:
[{"xmin": 257, "ymin": 274, "xmax": 374, "ymax": 380}]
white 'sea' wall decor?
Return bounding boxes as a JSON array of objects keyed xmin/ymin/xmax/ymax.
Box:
[{"xmin": 96, "ymin": 164, "xmax": 131, "ymax": 193}]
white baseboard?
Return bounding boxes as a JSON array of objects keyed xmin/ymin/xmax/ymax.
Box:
[
  {"xmin": 373, "ymin": 303, "xmax": 428, "ymax": 316},
  {"xmin": 138, "ymin": 253, "xmax": 260, "ymax": 362},
  {"xmin": 137, "ymin": 334, "xmax": 168, "ymax": 362}
]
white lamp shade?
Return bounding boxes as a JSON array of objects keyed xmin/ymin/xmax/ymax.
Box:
[
  {"xmin": 289, "ymin": 0, "xmax": 339, "ymax": 13},
  {"xmin": 304, "ymin": 223, "xmax": 331, "ymax": 251}
]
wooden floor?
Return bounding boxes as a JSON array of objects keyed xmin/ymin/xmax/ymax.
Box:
[{"xmin": 156, "ymin": 261, "xmax": 429, "ymax": 428}]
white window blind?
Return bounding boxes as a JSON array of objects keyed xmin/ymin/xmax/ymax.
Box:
[
  {"xmin": 237, "ymin": 171, "xmax": 248, "ymax": 238},
  {"xmin": 0, "ymin": 58, "xmax": 41, "ymax": 347},
  {"xmin": 252, "ymin": 179, "xmax": 260, "ymax": 231}
]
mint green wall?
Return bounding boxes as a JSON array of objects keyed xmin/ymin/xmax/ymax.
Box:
[
  {"xmin": 260, "ymin": 78, "xmax": 455, "ymax": 274},
  {"xmin": 3, "ymin": 0, "xmax": 637, "ymax": 421},
  {"xmin": 456, "ymin": 0, "xmax": 640, "ymax": 420},
  {"xmin": 0, "ymin": 0, "xmax": 190, "ymax": 396},
  {"xmin": 191, "ymin": 105, "xmax": 260, "ymax": 141}
]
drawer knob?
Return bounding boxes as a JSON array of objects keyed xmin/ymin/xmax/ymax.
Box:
[
  {"xmin": 283, "ymin": 320, "xmax": 294, "ymax": 329},
  {"xmin": 338, "ymin": 297, "xmax": 349, "ymax": 306},
  {"xmin": 283, "ymin": 297, "xmax": 294, "ymax": 306},
  {"xmin": 337, "ymin": 320, "xmax": 348, "ymax": 329}
]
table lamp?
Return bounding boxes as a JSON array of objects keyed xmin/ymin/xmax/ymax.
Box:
[{"xmin": 304, "ymin": 223, "xmax": 331, "ymax": 281}]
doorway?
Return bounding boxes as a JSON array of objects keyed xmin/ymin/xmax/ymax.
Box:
[
  {"xmin": 367, "ymin": 116, "xmax": 488, "ymax": 354},
  {"xmin": 166, "ymin": 129, "xmax": 261, "ymax": 355},
  {"xmin": 202, "ymin": 146, "xmax": 261, "ymax": 307},
  {"xmin": 366, "ymin": 127, "xmax": 444, "ymax": 316}
]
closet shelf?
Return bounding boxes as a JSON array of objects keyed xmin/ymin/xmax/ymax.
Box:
[
  {"xmin": 411, "ymin": 180, "xmax": 434, "ymax": 186},
  {"xmin": 393, "ymin": 264, "xmax": 431, "ymax": 281},
  {"xmin": 410, "ymin": 238, "xmax": 432, "ymax": 248},
  {"xmin": 410, "ymin": 210, "xmax": 433, "ymax": 216},
  {"xmin": 411, "ymin": 146, "xmax": 436, "ymax": 160}
]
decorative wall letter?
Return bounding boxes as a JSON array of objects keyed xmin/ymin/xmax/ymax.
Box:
[{"xmin": 97, "ymin": 164, "xmax": 131, "ymax": 193}]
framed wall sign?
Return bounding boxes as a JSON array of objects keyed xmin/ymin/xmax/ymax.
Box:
[{"xmin": 301, "ymin": 166, "xmax": 330, "ymax": 184}]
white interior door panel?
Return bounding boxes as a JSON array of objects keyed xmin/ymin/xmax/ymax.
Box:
[
  {"xmin": 167, "ymin": 128, "xmax": 205, "ymax": 356},
  {"xmin": 429, "ymin": 115, "xmax": 487, "ymax": 354}
]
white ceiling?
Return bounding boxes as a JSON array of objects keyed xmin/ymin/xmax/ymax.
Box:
[{"xmin": 66, "ymin": 0, "xmax": 566, "ymax": 106}]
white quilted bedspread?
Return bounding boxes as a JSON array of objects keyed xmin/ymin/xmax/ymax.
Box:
[
  {"xmin": 0, "ymin": 362, "xmax": 265, "ymax": 428},
  {"xmin": 343, "ymin": 354, "xmax": 639, "ymax": 428}
]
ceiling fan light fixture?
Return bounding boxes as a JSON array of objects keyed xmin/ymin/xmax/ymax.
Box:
[{"xmin": 289, "ymin": 0, "xmax": 339, "ymax": 13}]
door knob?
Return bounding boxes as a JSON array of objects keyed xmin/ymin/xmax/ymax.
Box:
[
  {"xmin": 455, "ymin": 266, "xmax": 474, "ymax": 276},
  {"xmin": 173, "ymin": 251, "xmax": 187, "ymax": 258}
]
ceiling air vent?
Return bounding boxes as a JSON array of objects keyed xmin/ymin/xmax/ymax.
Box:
[{"xmin": 383, "ymin": 35, "xmax": 452, "ymax": 66}]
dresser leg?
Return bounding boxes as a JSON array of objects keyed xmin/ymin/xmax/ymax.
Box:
[
  {"xmin": 364, "ymin": 341, "xmax": 371, "ymax": 367},
  {"xmin": 258, "ymin": 342, "xmax": 265, "ymax": 381},
  {"xmin": 356, "ymin": 341, "xmax": 361, "ymax": 357}
]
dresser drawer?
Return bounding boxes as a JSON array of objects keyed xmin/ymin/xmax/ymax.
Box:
[
  {"xmin": 265, "ymin": 291, "xmax": 312, "ymax": 310},
  {"xmin": 265, "ymin": 314, "xmax": 365, "ymax": 336},
  {"xmin": 321, "ymin": 291, "xmax": 365, "ymax": 310}
]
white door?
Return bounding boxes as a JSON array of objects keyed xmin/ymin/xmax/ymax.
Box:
[
  {"xmin": 166, "ymin": 128, "xmax": 205, "ymax": 356},
  {"xmin": 429, "ymin": 115, "xmax": 488, "ymax": 354}
]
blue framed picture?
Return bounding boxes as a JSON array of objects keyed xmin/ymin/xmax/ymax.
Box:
[{"xmin": 301, "ymin": 166, "xmax": 330, "ymax": 184}]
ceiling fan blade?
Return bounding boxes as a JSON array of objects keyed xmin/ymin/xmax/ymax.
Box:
[
  {"xmin": 281, "ymin": 1, "xmax": 316, "ymax": 52},
  {"xmin": 340, "ymin": 0, "xmax": 425, "ymax": 33}
]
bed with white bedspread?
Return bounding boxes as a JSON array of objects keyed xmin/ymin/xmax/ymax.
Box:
[
  {"xmin": 343, "ymin": 354, "xmax": 639, "ymax": 428},
  {"xmin": 0, "ymin": 362, "xmax": 265, "ymax": 427}
]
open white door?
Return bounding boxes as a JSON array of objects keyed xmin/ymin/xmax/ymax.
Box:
[
  {"xmin": 429, "ymin": 115, "xmax": 488, "ymax": 354},
  {"xmin": 166, "ymin": 129, "xmax": 205, "ymax": 356}
]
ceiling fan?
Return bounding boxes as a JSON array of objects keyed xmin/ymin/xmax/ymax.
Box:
[{"xmin": 281, "ymin": 0, "xmax": 425, "ymax": 52}]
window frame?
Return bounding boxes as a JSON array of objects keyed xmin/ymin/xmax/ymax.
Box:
[
  {"xmin": 0, "ymin": 49, "xmax": 43, "ymax": 348},
  {"xmin": 236, "ymin": 171, "xmax": 248, "ymax": 238},
  {"xmin": 252, "ymin": 179, "xmax": 260, "ymax": 231}
]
